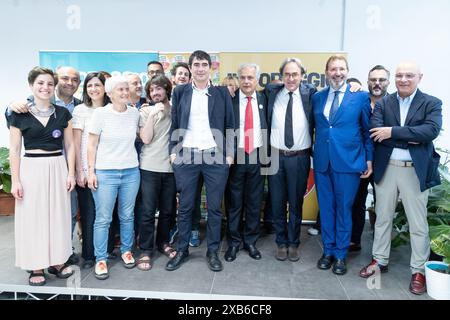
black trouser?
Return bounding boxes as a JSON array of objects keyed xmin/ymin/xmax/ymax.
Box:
[
  {"xmin": 351, "ymin": 175, "xmax": 375, "ymax": 244},
  {"xmin": 225, "ymin": 152, "xmax": 264, "ymax": 247},
  {"xmin": 139, "ymin": 170, "xmax": 176, "ymax": 254},
  {"xmin": 269, "ymin": 152, "xmax": 310, "ymax": 247},
  {"xmin": 170, "ymin": 176, "xmax": 203, "ymax": 231},
  {"xmin": 76, "ymin": 185, "xmax": 96, "ymax": 261},
  {"xmin": 173, "ymin": 151, "xmax": 229, "ymax": 253}
]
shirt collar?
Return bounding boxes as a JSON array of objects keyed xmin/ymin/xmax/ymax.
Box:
[
  {"xmin": 282, "ymin": 86, "xmax": 299, "ymax": 97},
  {"xmin": 328, "ymin": 83, "xmax": 347, "ymax": 96},
  {"xmin": 240, "ymin": 90, "xmax": 257, "ymax": 101},
  {"xmin": 192, "ymin": 81, "xmax": 210, "ymax": 93},
  {"xmin": 54, "ymin": 92, "xmax": 75, "ymax": 107},
  {"xmin": 397, "ymin": 89, "xmax": 418, "ymax": 104}
]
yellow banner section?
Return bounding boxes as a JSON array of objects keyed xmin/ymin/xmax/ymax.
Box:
[{"xmin": 220, "ymin": 52, "xmax": 346, "ymax": 91}]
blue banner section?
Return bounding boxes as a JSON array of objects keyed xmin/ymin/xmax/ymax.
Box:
[{"xmin": 39, "ymin": 51, "xmax": 158, "ymax": 84}]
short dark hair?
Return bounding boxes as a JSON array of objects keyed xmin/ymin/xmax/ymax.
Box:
[
  {"xmin": 82, "ymin": 72, "xmax": 109, "ymax": 107},
  {"xmin": 147, "ymin": 60, "xmax": 164, "ymax": 70},
  {"xmin": 279, "ymin": 58, "xmax": 306, "ymax": 76},
  {"xmin": 145, "ymin": 74, "xmax": 173, "ymax": 101},
  {"xmin": 188, "ymin": 50, "xmax": 211, "ymax": 68},
  {"xmin": 346, "ymin": 77, "xmax": 361, "ymax": 85},
  {"xmin": 28, "ymin": 66, "xmax": 57, "ymax": 85},
  {"xmin": 368, "ymin": 65, "xmax": 390, "ymax": 79},
  {"xmin": 171, "ymin": 62, "xmax": 191, "ymax": 79}
]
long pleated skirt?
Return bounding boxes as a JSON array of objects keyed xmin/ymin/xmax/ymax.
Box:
[{"xmin": 15, "ymin": 155, "xmax": 72, "ymax": 270}]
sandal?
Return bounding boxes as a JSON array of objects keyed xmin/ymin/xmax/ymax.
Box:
[
  {"xmin": 28, "ymin": 270, "xmax": 46, "ymax": 286},
  {"xmin": 121, "ymin": 251, "xmax": 136, "ymax": 269},
  {"xmin": 136, "ymin": 254, "xmax": 152, "ymax": 271},
  {"xmin": 160, "ymin": 244, "xmax": 177, "ymax": 259},
  {"xmin": 48, "ymin": 263, "xmax": 74, "ymax": 279},
  {"xmin": 95, "ymin": 260, "xmax": 109, "ymax": 280}
]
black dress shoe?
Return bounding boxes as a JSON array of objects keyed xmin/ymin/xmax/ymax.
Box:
[
  {"xmin": 224, "ymin": 246, "xmax": 239, "ymax": 262},
  {"xmin": 207, "ymin": 251, "xmax": 223, "ymax": 272},
  {"xmin": 348, "ymin": 243, "xmax": 362, "ymax": 252},
  {"xmin": 165, "ymin": 251, "xmax": 189, "ymax": 271},
  {"xmin": 317, "ymin": 254, "xmax": 335, "ymax": 270},
  {"xmin": 264, "ymin": 224, "xmax": 275, "ymax": 235},
  {"xmin": 332, "ymin": 259, "xmax": 347, "ymax": 275},
  {"xmin": 244, "ymin": 244, "xmax": 261, "ymax": 260}
]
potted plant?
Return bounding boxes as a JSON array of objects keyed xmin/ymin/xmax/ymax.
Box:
[
  {"xmin": 424, "ymin": 158, "xmax": 450, "ymax": 300},
  {"xmin": 0, "ymin": 147, "xmax": 15, "ymax": 215}
]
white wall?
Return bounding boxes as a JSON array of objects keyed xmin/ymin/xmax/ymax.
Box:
[{"xmin": 1, "ymin": 0, "xmax": 449, "ymax": 150}]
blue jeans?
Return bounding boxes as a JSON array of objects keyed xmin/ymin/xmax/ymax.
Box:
[{"xmin": 92, "ymin": 167, "xmax": 140, "ymax": 262}]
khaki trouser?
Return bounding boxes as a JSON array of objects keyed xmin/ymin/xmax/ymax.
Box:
[{"xmin": 373, "ymin": 163, "xmax": 430, "ymax": 274}]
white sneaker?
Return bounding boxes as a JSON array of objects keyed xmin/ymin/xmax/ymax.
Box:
[{"xmin": 308, "ymin": 227, "xmax": 319, "ymax": 236}]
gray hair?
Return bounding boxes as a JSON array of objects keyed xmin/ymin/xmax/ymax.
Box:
[
  {"xmin": 279, "ymin": 58, "xmax": 306, "ymax": 75},
  {"xmin": 105, "ymin": 75, "xmax": 128, "ymax": 94},
  {"xmin": 237, "ymin": 63, "xmax": 261, "ymax": 79}
]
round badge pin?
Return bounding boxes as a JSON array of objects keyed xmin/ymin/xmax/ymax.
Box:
[{"xmin": 52, "ymin": 129, "xmax": 62, "ymax": 138}]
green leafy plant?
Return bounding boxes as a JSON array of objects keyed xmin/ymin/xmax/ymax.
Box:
[
  {"xmin": 0, "ymin": 147, "xmax": 11, "ymax": 193},
  {"xmin": 392, "ymin": 148, "xmax": 450, "ymax": 272}
]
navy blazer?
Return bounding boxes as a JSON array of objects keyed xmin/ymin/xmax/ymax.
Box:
[
  {"xmin": 265, "ymin": 83, "xmax": 316, "ymax": 152},
  {"xmin": 312, "ymin": 85, "xmax": 373, "ymax": 173},
  {"xmin": 231, "ymin": 89, "xmax": 268, "ymax": 159},
  {"xmin": 169, "ymin": 83, "xmax": 235, "ymax": 158},
  {"xmin": 370, "ymin": 89, "xmax": 442, "ymax": 191}
]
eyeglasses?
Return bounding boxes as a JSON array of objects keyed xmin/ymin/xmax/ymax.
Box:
[
  {"xmin": 395, "ymin": 73, "xmax": 417, "ymax": 80},
  {"xmin": 283, "ymin": 72, "xmax": 301, "ymax": 79},
  {"xmin": 369, "ymin": 78, "xmax": 388, "ymax": 83}
]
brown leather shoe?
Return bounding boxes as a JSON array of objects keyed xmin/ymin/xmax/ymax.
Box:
[
  {"xmin": 359, "ymin": 259, "xmax": 388, "ymax": 278},
  {"xmin": 276, "ymin": 246, "xmax": 288, "ymax": 261},
  {"xmin": 288, "ymin": 246, "xmax": 300, "ymax": 262},
  {"xmin": 409, "ymin": 273, "xmax": 426, "ymax": 295}
]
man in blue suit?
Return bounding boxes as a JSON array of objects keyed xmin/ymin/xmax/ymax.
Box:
[
  {"xmin": 360, "ymin": 61, "xmax": 442, "ymax": 295},
  {"xmin": 166, "ymin": 50, "xmax": 235, "ymax": 272},
  {"xmin": 313, "ymin": 55, "xmax": 373, "ymax": 275}
]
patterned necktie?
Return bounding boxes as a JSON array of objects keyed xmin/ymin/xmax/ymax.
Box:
[
  {"xmin": 329, "ymin": 90, "xmax": 340, "ymax": 123},
  {"xmin": 284, "ymin": 92, "xmax": 294, "ymax": 149},
  {"xmin": 244, "ymin": 96, "xmax": 254, "ymax": 154}
]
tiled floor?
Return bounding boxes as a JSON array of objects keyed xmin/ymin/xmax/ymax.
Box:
[{"xmin": 0, "ymin": 215, "xmax": 431, "ymax": 300}]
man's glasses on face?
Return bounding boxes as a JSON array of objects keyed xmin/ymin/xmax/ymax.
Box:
[
  {"xmin": 283, "ymin": 72, "xmax": 301, "ymax": 79},
  {"xmin": 395, "ymin": 73, "xmax": 417, "ymax": 80},
  {"xmin": 369, "ymin": 78, "xmax": 388, "ymax": 84}
]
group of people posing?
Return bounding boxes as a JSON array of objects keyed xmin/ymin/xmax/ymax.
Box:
[{"xmin": 6, "ymin": 50, "xmax": 442, "ymax": 296}]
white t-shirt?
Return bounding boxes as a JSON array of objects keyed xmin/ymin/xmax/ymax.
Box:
[
  {"xmin": 72, "ymin": 103, "xmax": 101, "ymax": 173},
  {"xmin": 89, "ymin": 104, "xmax": 140, "ymax": 170}
]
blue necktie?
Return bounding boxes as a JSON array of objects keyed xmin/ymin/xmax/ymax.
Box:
[{"xmin": 329, "ymin": 90, "xmax": 340, "ymax": 123}]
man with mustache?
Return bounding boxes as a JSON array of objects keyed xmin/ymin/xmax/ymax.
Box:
[
  {"xmin": 313, "ymin": 55, "xmax": 373, "ymax": 275},
  {"xmin": 349, "ymin": 65, "xmax": 390, "ymax": 252}
]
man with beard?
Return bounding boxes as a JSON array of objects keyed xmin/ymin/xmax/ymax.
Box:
[
  {"xmin": 349, "ymin": 65, "xmax": 390, "ymax": 252},
  {"xmin": 6, "ymin": 66, "xmax": 82, "ymax": 265},
  {"xmin": 137, "ymin": 75, "xmax": 177, "ymax": 271},
  {"xmin": 313, "ymin": 55, "xmax": 373, "ymax": 275}
]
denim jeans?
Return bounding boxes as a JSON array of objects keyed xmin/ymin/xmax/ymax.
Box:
[{"xmin": 92, "ymin": 167, "xmax": 140, "ymax": 262}]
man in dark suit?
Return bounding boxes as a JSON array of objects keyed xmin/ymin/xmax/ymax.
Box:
[
  {"xmin": 224, "ymin": 63, "xmax": 268, "ymax": 262},
  {"xmin": 166, "ymin": 50, "xmax": 235, "ymax": 272},
  {"xmin": 313, "ymin": 55, "xmax": 373, "ymax": 275},
  {"xmin": 266, "ymin": 58, "xmax": 316, "ymax": 262},
  {"xmin": 360, "ymin": 61, "xmax": 442, "ymax": 295}
]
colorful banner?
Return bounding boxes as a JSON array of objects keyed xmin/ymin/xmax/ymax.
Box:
[
  {"xmin": 39, "ymin": 51, "xmax": 158, "ymax": 96},
  {"xmin": 159, "ymin": 52, "xmax": 221, "ymax": 85},
  {"xmin": 219, "ymin": 52, "xmax": 346, "ymax": 90}
]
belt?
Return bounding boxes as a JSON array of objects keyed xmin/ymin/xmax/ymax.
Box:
[
  {"xmin": 24, "ymin": 152, "xmax": 63, "ymax": 158},
  {"xmin": 278, "ymin": 148, "xmax": 310, "ymax": 157},
  {"xmin": 389, "ymin": 159, "xmax": 414, "ymax": 167}
]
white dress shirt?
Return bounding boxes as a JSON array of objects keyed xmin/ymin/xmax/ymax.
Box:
[
  {"xmin": 238, "ymin": 90, "xmax": 263, "ymax": 149},
  {"xmin": 182, "ymin": 83, "xmax": 217, "ymax": 150},
  {"xmin": 390, "ymin": 89, "xmax": 417, "ymax": 161},
  {"xmin": 270, "ymin": 87, "xmax": 311, "ymax": 150},
  {"xmin": 323, "ymin": 84, "xmax": 347, "ymax": 121}
]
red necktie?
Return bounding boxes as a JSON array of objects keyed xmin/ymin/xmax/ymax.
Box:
[{"xmin": 244, "ymin": 96, "xmax": 254, "ymax": 154}]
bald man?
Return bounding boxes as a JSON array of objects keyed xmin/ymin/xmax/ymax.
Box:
[{"xmin": 359, "ymin": 61, "xmax": 442, "ymax": 295}]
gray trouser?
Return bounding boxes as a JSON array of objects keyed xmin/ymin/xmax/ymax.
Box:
[
  {"xmin": 70, "ymin": 189, "xmax": 78, "ymax": 238},
  {"xmin": 373, "ymin": 163, "xmax": 430, "ymax": 274}
]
